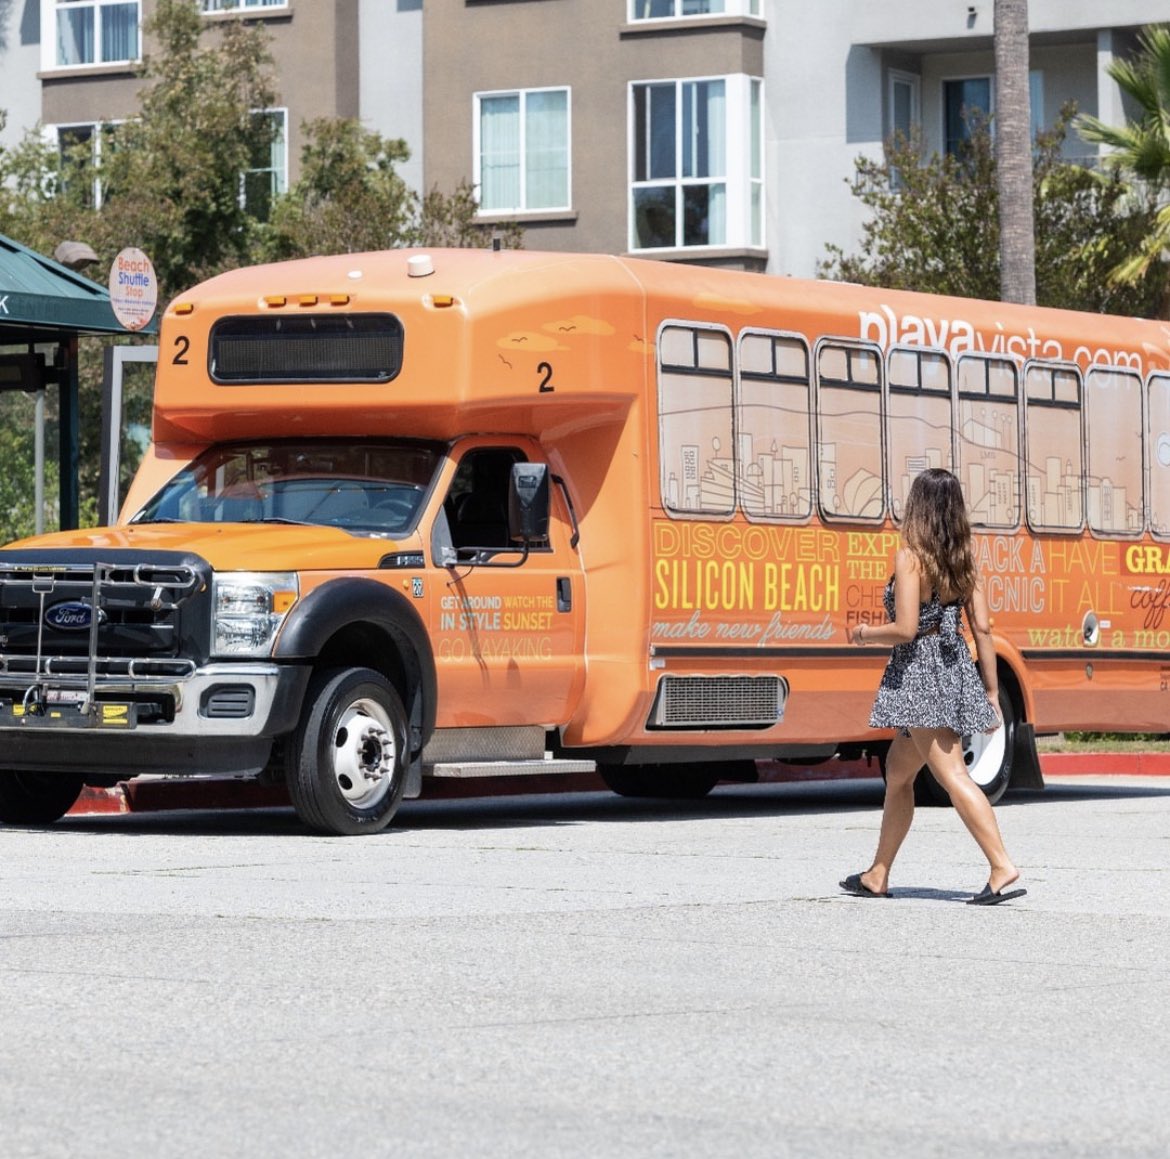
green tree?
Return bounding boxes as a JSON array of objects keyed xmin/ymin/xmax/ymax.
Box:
[
  {"xmin": 262, "ymin": 118, "xmax": 521, "ymax": 261},
  {"xmin": 1, "ymin": 1, "xmax": 522, "ymax": 538},
  {"xmin": 1075, "ymin": 24, "xmax": 1170, "ymax": 300},
  {"xmin": 820, "ymin": 108, "xmax": 1169, "ymax": 317}
]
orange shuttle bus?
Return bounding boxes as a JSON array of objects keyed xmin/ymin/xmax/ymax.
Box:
[{"xmin": 2, "ymin": 248, "xmax": 1169, "ymax": 833}]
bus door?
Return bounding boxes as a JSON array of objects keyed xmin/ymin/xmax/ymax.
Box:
[{"xmin": 428, "ymin": 444, "xmax": 585, "ymax": 727}]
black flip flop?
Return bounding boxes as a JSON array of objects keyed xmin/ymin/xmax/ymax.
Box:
[
  {"xmin": 839, "ymin": 872, "xmax": 890, "ymax": 898},
  {"xmin": 967, "ymin": 883, "xmax": 1027, "ymax": 906}
]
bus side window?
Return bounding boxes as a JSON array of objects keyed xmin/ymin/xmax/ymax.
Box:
[
  {"xmin": 887, "ymin": 346, "xmax": 953, "ymax": 521},
  {"xmin": 1024, "ymin": 363, "xmax": 1084, "ymax": 531},
  {"xmin": 1149, "ymin": 374, "xmax": 1170, "ymax": 538},
  {"xmin": 956, "ymin": 355, "xmax": 1021, "ymax": 529},
  {"xmin": 815, "ymin": 340, "xmax": 884, "ymax": 521},
  {"xmin": 658, "ymin": 324, "xmax": 735, "ymax": 518},
  {"xmin": 447, "ymin": 448, "xmax": 523, "ymax": 549},
  {"xmin": 1085, "ymin": 367, "xmax": 1143, "ymax": 536},
  {"xmin": 738, "ymin": 330, "xmax": 812, "ymax": 521}
]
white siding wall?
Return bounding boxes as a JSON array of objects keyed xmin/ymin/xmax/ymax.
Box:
[
  {"xmin": 0, "ymin": 1, "xmax": 43, "ymax": 153},
  {"xmin": 359, "ymin": 0, "xmax": 423, "ymax": 195}
]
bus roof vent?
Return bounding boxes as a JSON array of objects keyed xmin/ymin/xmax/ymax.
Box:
[{"xmin": 648, "ymin": 675, "xmax": 788, "ymax": 730}]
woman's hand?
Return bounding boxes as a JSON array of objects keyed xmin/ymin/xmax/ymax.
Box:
[
  {"xmin": 983, "ymin": 693, "xmax": 1003, "ymax": 733},
  {"xmin": 850, "ymin": 623, "xmax": 868, "ymax": 646}
]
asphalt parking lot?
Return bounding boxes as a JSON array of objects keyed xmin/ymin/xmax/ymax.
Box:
[{"xmin": 1, "ymin": 774, "xmax": 1168, "ymax": 1158}]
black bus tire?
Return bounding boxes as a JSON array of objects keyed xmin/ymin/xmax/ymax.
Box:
[
  {"xmin": 286, "ymin": 667, "xmax": 408, "ymax": 835},
  {"xmin": 0, "ymin": 771, "xmax": 84, "ymax": 825}
]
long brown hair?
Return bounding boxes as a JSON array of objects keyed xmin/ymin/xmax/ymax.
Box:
[{"xmin": 900, "ymin": 468, "xmax": 978, "ymax": 603}]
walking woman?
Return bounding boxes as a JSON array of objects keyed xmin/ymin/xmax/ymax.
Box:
[{"xmin": 841, "ymin": 468, "xmax": 1025, "ymax": 905}]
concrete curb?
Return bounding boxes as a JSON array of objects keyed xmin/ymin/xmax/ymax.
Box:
[{"xmin": 64, "ymin": 751, "xmax": 1170, "ymax": 817}]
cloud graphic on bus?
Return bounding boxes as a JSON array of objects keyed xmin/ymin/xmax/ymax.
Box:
[
  {"xmin": 497, "ymin": 332, "xmax": 568, "ymax": 351},
  {"xmin": 693, "ymin": 293, "xmax": 762, "ymax": 316},
  {"xmin": 542, "ymin": 315, "xmax": 615, "ymax": 336}
]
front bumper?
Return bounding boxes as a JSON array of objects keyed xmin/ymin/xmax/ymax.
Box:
[{"xmin": 0, "ymin": 663, "xmax": 310, "ymax": 777}]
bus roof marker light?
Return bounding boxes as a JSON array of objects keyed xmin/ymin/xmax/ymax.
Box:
[
  {"xmin": 173, "ymin": 302, "xmax": 194, "ymax": 315},
  {"xmin": 329, "ymin": 294, "xmax": 350, "ymax": 306},
  {"xmin": 407, "ymin": 254, "xmax": 435, "ymax": 278},
  {"xmin": 431, "ymin": 295, "xmax": 455, "ymax": 308},
  {"xmin": 298, "ymin": 294, "xmax": 319, "ymax": 307},
  {"xmin": 263, "ymin": 295, "xmax": 287, "ymax": 308}
]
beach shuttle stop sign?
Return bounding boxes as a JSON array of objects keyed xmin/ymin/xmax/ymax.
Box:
[{"xmin": 108, "ymin": 247, "xmax": 158, "ymax": 332}]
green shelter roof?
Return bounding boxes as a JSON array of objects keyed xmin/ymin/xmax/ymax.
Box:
[{"xmin": 0, "ymin": 231, "xmax": 158, "ymax": 338}]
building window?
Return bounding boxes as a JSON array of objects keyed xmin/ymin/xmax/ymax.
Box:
[
  {"xmin": 888, "ymin": 70, "xmax": 920, "ymax": 143},
  {"xmin": 49, "ymin": 0, "xmax": 140, "ymax": 68},
  {"xmin": 200, "ymin": 0, "xmax": 287, "ymax": 11},
  {"xmin": 242, "ymin": 109, "xmax": 287, "ymax": 222},
  {"xmin": 474, "ymin": 88, "xmax": 570, "ymax": 214},
  {"xmin": 943, "ymin": 72, "xmax": 1045, "ymax": 156},
  {"xmin": 52, "ymin": 121, "xmax": 119, "ymax": 208},
  {"xmin": 943, "ymin": 76, "xmax": 991, "ymax": 156},
  {"xmin": 631, "ymin": 74, "xmax": 761, "ymax": 252},
  {"xmin": 629, "ymin": 1, "xmax": 761, "ymax": 19}
]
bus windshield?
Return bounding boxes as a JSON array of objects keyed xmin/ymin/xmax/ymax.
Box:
[{"xmin": 133, "ymin": 439, "xmax": 443, "ymax": 537}]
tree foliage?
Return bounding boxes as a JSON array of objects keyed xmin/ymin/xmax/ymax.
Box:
[
  {"xmin": 0, "ymin": 1, "xmax": 519, "ymax": 542},
  {"xmin": 1075, "ymin": 24, "xmax": 1170, "ymax": 294},
  {"xmin": 820, "ymin": 108, "xmax": 1169, "ymax": 317},
  {"xmin": 261, "ymin": 118, "xmax": 520, "ymax": 261}
]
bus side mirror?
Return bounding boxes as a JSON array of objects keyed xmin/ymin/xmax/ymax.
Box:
[{"xmin": 508, "ymin": 462, "xmax": 549, "ymax": 542}]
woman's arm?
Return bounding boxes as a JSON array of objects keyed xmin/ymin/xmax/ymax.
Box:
[
  {"xmin": 965, "ymin": 579, "xmax": 1000, "ymax": 704},
  {"xmin": 849, "ymin": 547, "xmax": 920, "ymax": 647}
]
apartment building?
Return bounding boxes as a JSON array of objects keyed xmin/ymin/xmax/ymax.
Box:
[
  {"xmin": 427, "ymin": 0, "xmax": 1167, "ymax": 277},
  {"xmin": 3, "ymin": 2, "xmax": 1169, "ymax": 278},
  {"xmin": 0, "ymin": 0, "xmax": 423, "ymax": 211}
]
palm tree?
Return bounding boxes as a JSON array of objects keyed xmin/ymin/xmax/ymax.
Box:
[
  {"xmin": 1076, "ymin": 24, "xmax": 1170, "ymax": 290},
  {"xmin": 994, "ymin": 0, "xmax": 1036, "ymax": 304}
]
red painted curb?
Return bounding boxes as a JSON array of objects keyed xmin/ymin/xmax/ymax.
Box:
[
  {"xmin": 1040, "ymin": 752, "xmax": 1170, "ymax": 777},
  {"xmin": 64, "ymin": 752, "xmax": 1170, "ymax": 816}
]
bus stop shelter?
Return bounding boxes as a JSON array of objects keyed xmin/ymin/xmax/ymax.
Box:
[{"xmin": 0, "ymin": 230, "xmax": 157, "ymax": 531}]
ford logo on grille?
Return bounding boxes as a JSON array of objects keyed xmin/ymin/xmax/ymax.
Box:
[{"xmin": 44, "ymin": 601, "xmax": 105, "ymax": 631}]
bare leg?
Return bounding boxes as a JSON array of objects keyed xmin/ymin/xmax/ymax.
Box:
[
  {"xmin": 859, "ymin": 732, "xmax": 924, "ymax": 895},
  {"xmin": 918, "ymin": 727, "xmax": 1020, "ymax": 893}
]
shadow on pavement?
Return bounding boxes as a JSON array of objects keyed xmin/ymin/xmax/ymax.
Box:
[{"xmin": 46, "ymin": 775, "xmax": 1170, "ymax": 838}]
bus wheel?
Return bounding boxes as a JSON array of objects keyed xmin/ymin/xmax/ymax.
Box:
[
  {"xmin": 0, "ymin": 772, "xmax": 84, "ymax": 825},
  {"xmin": 286, "ymin": 667, "xmax": 408, "ymax": 835},
  {"xmin": 598, "ymin": 764, "xmax": 720, "ymax": 799},
  {"xmin": 915, "ymin": 687, "xmax": 1016, "ymax": 807}
]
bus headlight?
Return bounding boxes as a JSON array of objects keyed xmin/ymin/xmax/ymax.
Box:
[{"xmin": 212, "ymin": 572, "xmax": 299, "ymax": 657}]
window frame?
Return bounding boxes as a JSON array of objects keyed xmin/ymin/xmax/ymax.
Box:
[
  {"xmin": 473, "ymin": 86, "xmax": 572, "ymax": 216},
  {"xmin": 942, "ymin": 73, "xmax": 993, "ymax": 156},
  {"xmin": 628, "ymin": 1, "xmax": 761, "ymax": 20},
  {"xmin": 885, "ymin": 344, "xmax": 955, "ymax": 523},
  {"xmin": 50, "ymin": 119, "xmax": 121, "ymax": 209},
  {"xmin": 1148, "ymin": 373, "xmax": 1170, "ymax": 541},
  {"xmin": 736, "ymin": 328, "xmax": 813, "ymax": 523},
  {"xmin": 1084, "ymin": 364, "xmax": 1144, "ymax": 538},
  {"xmin": 813, "ymin": 338, "xmax": 886, "ymax": 525},
  {"xmin": 240, "ymin": 107, "xmax": 288, "ymax": 223},
  {"xmin": 955, "ymin": 353, "xmax": 1023, "ymax": 532},
  {"xmin": 1023, "ymin": 359, "xmax": 1085, "ymax": 533},
  {"xmin": 43, "ymin": 0, "xmax": 141, "ymax": 71},
  {"xmin": 888, "ymin": 69, "xmax": 921, "ymax": 143},
  {"xmin": 628, "ymin": 73, "xmax": 762, "ymax": 253},
  {"xmin": 657, "ymin": 321, "xmax": 736, "ymax": 520}
]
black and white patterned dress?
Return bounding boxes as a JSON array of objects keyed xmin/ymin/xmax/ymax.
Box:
[{"xmin": 868, "ymin": 579, "xmax": 998, "ymax": 736}]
